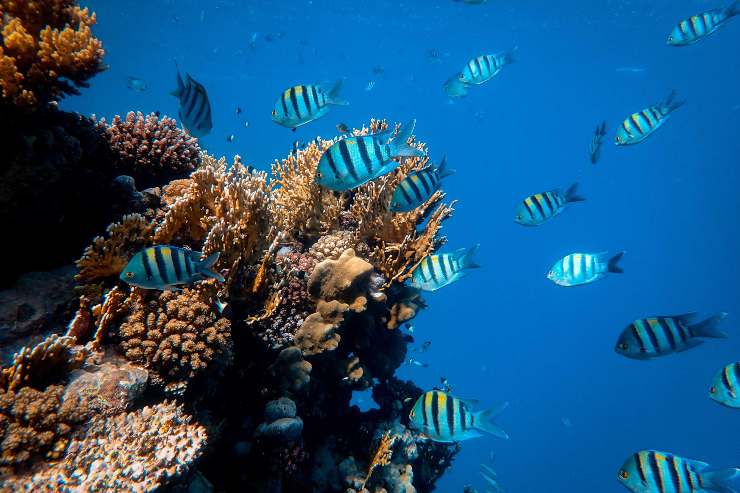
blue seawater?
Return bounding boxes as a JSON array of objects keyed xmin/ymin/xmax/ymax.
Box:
[{"xmin": 66, "ymin": 1, "xmax": 740, "ymax": 491}]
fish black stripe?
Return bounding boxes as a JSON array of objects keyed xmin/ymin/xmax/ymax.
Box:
[
  {"xmin": 474, "ymin": 58, "xmax": 483, "ymax": 78},
  {"xmin": 417, "ymin": 171, "xmax": 432, "ymax": 196},
  {"xmin": 373, "ymin": 138, "xmax": 384, "ymax": 166},
  {"xmin": 154, "ymin": 246, "xmax": 170, "ymax": 285},
  {"xmin": 635, "ymin": 453, "xmax": 648, "ymax": 483},
  {"xmin": 422, "ymin": 394, "xmax": 429, "ymax": 428},
  {"xmin": 648, "ymin": 452, "xmax": 665, "ymax": 493},
  {"xmin": 358, "ymin": 137, "xmax": 374, "ymax": 175},
  {"xmin": 431, "ymin": 391, "xmax": 441, "ymax": 436},
  {"xmin": 444, "ymin": 254, "xmax": 455, "ymax": 275},
  {"xmin": 622, "ymin": 120, "xmax": 631, "ymax": 136},
  {"xmin": 338, "ymin": 140, "xmax": 359, "ymax": 181},
  {"xmin": 184, "ymin": 253, "xmax": 193, "ymax": 277},
  {"xmin": 641, "ymin": 110, "xmax": 655, "ymax": 129},
  {"xmin": 191, "ymin": 88, "xmax": 209, "ymax": 124},
  {"xmin": 542, "ymin": 193, "xmax": 555, "ymax": 214},
  {"xmin": 684, "ymin": 461, "xmax": 696, "ymax": 492},
  {"xmin": 658, "ymin": 318, "xmax": 676, "ymax": 350},
  {"xmin": 280, "ymin": 92, "xmax": 289, "ymax": 118},
  {"xmin": 183, "ymin": 84, "xmax": 198, "ymax": 116},
  {"xmin": 734, "ymin": 363, "xmax": 740, "ymax": 387},
  {"xmin": 631, "ymin": 324, "xmax": 647, "ymax": 352},
  {"xmin": 289, "ymin": 87, "xmax": 301, "ymax": 119},
  {"xmin": 446, "ymin": 395, "xmax": 455, "ymax": 436},
  {"xmin": 301, "ymin": 86, "xmax": 312, "ymax": 116},
  {"xmin": 483, "ymin": 56, "xmax": 492, "ymax": 76},
  {"xmin": 406, "ymin": 175, "xmax": 423, "ymax": 202},
  {"xmin": 439, "ymin": 254, "xmax": 449, "ymax": 279},
  {"xmin": 668, "ymin": 455, "xmax": 682, "ymax": 492},
  {"xmin": 522, "ymin": 200, "xmax": 535, "ymax": 219},
  {"xmin": 530, "ymin": 194, "xmax": 546, "ymax": 218},
  {"xmin": 644, "ymin": 320, "xmax": 661, "ymax": 353},
  {"xmin": 310, "ymin": 85, "xmax": 320, "ymax": 110},
  {"xmin": 398, "ymin": 181, "xmax": 413, "ymax": 205},
  {"xmin": 722, "ymin": 367, "xmax": 734, "ymax": 393},
  {"xmin": 141, "ymin": 249, "xmax": 154, "ymax": 280},
  {"xmin": 325, "ymin": 148, "xmax": 341, "ymax": 179},
  {"xmin": 688, "ymin": 17, "xmax": 698, "ymax": 37},
  {"xmin": 172, "ymin": 248, "xmax": 183, "ymax": 282},
  {"xmin": 427, "ymin": 257, "xmax": 438, "ymax": 283},
  {"xmin": 459, "ymin": 400, "xmax": 466, "ymax": 432},
  {"xmin": 675, "ymin": 320, "xmax": 689, "ymax": 343}
]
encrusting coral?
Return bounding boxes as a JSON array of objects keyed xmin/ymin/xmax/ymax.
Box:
[
  {"xmin": 95, "ymin": 111, "xmax": 201, "ymax": 189},
  {"xmin": 0, "ymin": 0, "xmax": 105, "ymax": 109}
]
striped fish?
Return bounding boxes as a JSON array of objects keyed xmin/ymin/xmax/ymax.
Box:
[
  {"xmin": 390, "ymin": 155, "xmax": 454, "ymax": 212},
  {"xmin": 272, "ymin": 81, "xmax": 348, "ymax": 130},
  {"xmin": 709, "ymin": 362, "xmax": 740, "ymax": 408},
  {"xmin": 617, "ymin": 450, "xmax": 739, "ymax": 493},
  {"xmin": 170, "ymin": 64, "xmax": 212, "ymax": 138},
  {"xmin": 315, "ymin": 119, "xmax": 425, "ymax": 191},
  {"xmin": 119, "ymin": 246, "xmax": 224, "ymax": 291},
  {"xmin": 514, "ymin": 183, "xmax": 585, "ymax": 226},
  {"xmin": 458, "ymin": 49, "xmax": 515, "ymax": 85},
  {"xmin": 589, "ymin": 121, "xmax": 607, "ymax": 164},
  {"xmin": 615, "ymin": 91, "xmax": 685, "ymax": 146},
  {"xmin": 668, "ymin": 2, "xmax": 740, "ymax": 46},
  {"xmin": 408, "ymin": 390, "xmax": 508, "ymax": 443},
  {"xmin": 615, "ymin": 313, "xmax": 728, "ymax": 360},
  {"xmin": 547, "ymin": 251, "xmax": 624, "ymax": 287},
  {"xmin": 411, "ymin": 245, "xmax": 479, "ymax": 292}
]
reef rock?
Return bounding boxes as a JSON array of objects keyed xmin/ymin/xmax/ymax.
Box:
[{"xmin": 256, "ymin": 398, "xmax": 303, "ymax": 442}]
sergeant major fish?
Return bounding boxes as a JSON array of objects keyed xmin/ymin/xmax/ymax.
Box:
[
  {"xmin": 315, "ymin": 119, "xmax": 424, "ymax": 191},
  {"xmin": 458, "ymin": 49, "xmax": 515, "ymax": 85},
  {"xmin": 272, "ymin": 81, "xmax": 348, "ymax": 130},
  {"xmin": 668, "ymin": 1, "xmax": 740, "ymax": 46},
  {"xmin": 589, "ymin": 121, "xmax": 607, "ymax": 164},
  {"xmin": 617, "ymin": 450, "xmax": 739, "ymax": 493},
  {"xmin": 170, "ymin": 64, "xmax": 212, "ymax": 138},
  {"xmin": 409, "ymin": 390, "xmax": 509, "ymax": 443},
  {"xmin": 514, "ymin": 183, "xmax": 585, "ymax": 226},
  {"xmin": 120, "ymin": 246, "xmax": 224, "ymax": 291},
  {"xmin": 547, "ymin": 251, "xmax": 624, "ymax": 287},
  {"xmin": 615, "ymin": 312, "xmax": 728, "ymax": 359},
  {"xmin": 391, "ymin": 155, "xmax": 454, "ymax": 212},
  {"xmin": 615, "ymin": 91, "xmax": 684, "ymax": 146},
  {"xmin": 709, "ymin": 361, "xmax": 740, "ymax": 408},
  {"xmin": 411, "ymin": 245, "xmax": 480, "ymax": 291}
]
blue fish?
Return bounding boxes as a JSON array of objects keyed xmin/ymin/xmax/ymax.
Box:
[
  {"xmin": 615, "ymin": 91, "xmax": 684, "ymax": 146},
  {"xmin": 315, "ymin": 119, "xmax": 425, "ymax": 191},
  {"xmin": 709, "ymin": 362, "xmax": 740, "ymax": 408},
  {"xmin": 170, "ymin": 63, "xmax": 213, "ymax": 138},
  {"xmin": 443, "ymin": 74, "xmax": 470, "ymax": 99},
  {"xmin": 272, "ymin": 81, "xmax": 348, "ymax": 130},
  {"xmin": 668, "ymin": 2, "xmax": 740, "ymax": 46},
  {"xmin": 615, "ymin": 313, "xmax": 728, "ymax": 360},
  {"xmin": 409, "ymin": 390, "xmax": 508, "ymax": 443},
  {"xmin": 618, "ymin": 450, "xmax": 739, "ymax": 493},
  {"xmin": 547, "ymin": 251, "xmax": 624, "ymax": 287},
  {"xmin": 120, "ymin": 246, "xmax": 224, "ymax": 291},
  {"xmin": 589, "ymin": 121, "xmax": 607, "ymax": 164},
  {"xmin": 514, "ymin": 183, "xmax": 585, "ymax": 226},
  {"xmin": 127, "ymin": 76, "xmax": 147, "ymax": 92},
  {"xmin": 411, "ymin": 245, "xmax": 479, "ymax": 291},
  {"xmin": 459, "ymin": 50, "xmax": 515, "ymax": 85},
  {"xmin": 391, "ymin": 156, "xmax": 454, "ymax": 212}
]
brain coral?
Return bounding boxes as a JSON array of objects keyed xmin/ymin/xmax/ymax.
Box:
[{"xmin": 117, "ymin": 286, "xmax": 232, "ymax": 386}]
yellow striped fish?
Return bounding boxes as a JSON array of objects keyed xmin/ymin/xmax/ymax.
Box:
[
  {"xmin": 272, "ymin": 81, "xmax": 348, "ymax": 130},
  {"xmin": 709, "ymin": 361, "xmax": 740, "ymax": 408},
  {"xmin": 409, "ymin": 390, "xmax": 509, "ymax": 443},
  {"xmin": 615, "ymin": 91, "xmax": 685, "ymax": 146},
  {"xmin": 515, "ymin": 183, "xmax": 585, "ymax": 226},
  {"xmin": 618, "ymin": 450, "xmax": 739, "ymax": 493},
  {"xmin": 411, "ymin": 245, "xmax": 479, "ymax": 291},
  {"xmin": 120, "ymin": 246, "xmax": 224, "ymax": 291},
  {"xmin": 668, "ymin": 2, "xmax": 740, "ymax": 46}
]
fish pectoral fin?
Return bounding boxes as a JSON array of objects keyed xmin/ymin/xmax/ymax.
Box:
[{"xmin": 163, "ymin": 285, "xmax": 184, "ymax": 292}]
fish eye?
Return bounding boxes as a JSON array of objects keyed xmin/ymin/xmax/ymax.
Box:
[
  {"xmin": 316, "ymin": 171, "xmax": 323, "ymax": 178},
  {"xmin": 619, "ymin": 470, "xmax": 629, "ymax": 480},
  {"xmin": 124, "ymin": 271, "xmax": 135, "ymax": 279},
  {"xmin": 710, "ymin": 386, "xmax": 717, "ymax": 394},
  {"xmin": 619, "ymin": 342, "xmax": 628, "ymax": 350},
  {"xmin": 271, "ymin": 109, "xmax": 276, "ymax": 116}
]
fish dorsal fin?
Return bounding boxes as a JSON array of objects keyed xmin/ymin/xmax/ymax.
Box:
[
  {"xmin": 683, "ymin": 458, "xmax": 710, "ymax": 472},
  {"xmin": 458, "ymin": 397, "xmax": 479, "ymax": 409}
]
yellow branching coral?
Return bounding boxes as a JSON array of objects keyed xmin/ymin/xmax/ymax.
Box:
[
  {"xmin": 75, "ymin": 213, "xmax": 153, "ymax": 283},
  {"xmin": 361, "ymin": 431, "xmax": 398, "ymax": 490},
  {"xmin": 0, "ymin": 0, "xmax": 105, "ymax": 108},
  {"xmin": 0, "ymin": 334, "xmax": 86, "ymax": 392}
]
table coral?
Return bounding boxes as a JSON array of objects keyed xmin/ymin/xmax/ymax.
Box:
[
  {"xmin": 0, "ymin": 0, "xmax": 105, "ymax": 109},
  {"xmin": 96, "ymin": 111, "xmax": 201, "ymax": 189},
  {"xmin": 117, "ymin": 286, "xmax": 232, "ymax": 386}
]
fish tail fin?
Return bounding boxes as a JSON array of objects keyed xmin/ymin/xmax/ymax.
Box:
[
  {"xmin": 661, "ymin": 90, "xmax": 685, "ymax": 115},
  {"xmin": 435, "ymin": 154, "xmax": 455, "ymax": 179},
  {"xmin": 598, "ymin": 120, "xmax": 607, "ymax": 136},
  {"xmin": 473, "ymin": 402, "xmax": 509, "ymax": 440},
  {"xmin": 197, "ymin": 251, "xmax": 225, "ymax": 282},
  {"xmin": 170, "ymin": 59, "xmax": 184, "ymax": 98},
  {"xmin": 564, "ymin": 182, "xmax": 586, "ymax": 203},
  {"xmin": 457, "ymin": 244, "xmax": 481, "ymax": 269},
  {"xmin": 326, "ymin": 80, "xmax": 349, "ymax": 106},
  {"xmin": 700, "ymin": 467, "xmax": 740, "ymax": 493},
  {"xmin": 690, "ymin": 312, "xmax": 729, "ymax": 339},
  {"xmin": 607, "ymin": 251, "xmax": 625, "ymax": 274},
  {"xmin": 392, "ymin": 119, "xmax": 425, "ymax": 158},
  {"xmin": 725, "ymin": 0, "xmax": 740, "ymax": 18}
]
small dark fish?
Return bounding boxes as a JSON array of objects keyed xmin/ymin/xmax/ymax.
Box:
[
  {"xmin": 127, "ymin": 76, "xmax": 147, "ymax": 92},
  {"xmin": 414, "ymin": 341, "xmax": 432, "ymax": 353},
  {"xmin": 372, "ymin": 65, "xmax": 385, "ymax": 75},
  {"xmin": 154, "ymin": 111, "xmax": 161, "ymax": 118},
  {"xmin": 336, "ymin": 122, "xmax": 349, "ymax": 133},
  {"xmin": 226, "ymin": 134, "xmax": 235, "ymax": 143},
  {"xmin": 589, "ymin": 121, "xmax": 607, "ymax": 164},
  {"xmin": 236, "ymin": 107, "xmax": 242, "ymax": 115},
  {"xmin": 290, "ymin": 140, "xmax": 304, "ymax": 158},
  {"xmin": 440, "ymin": 377, "xmax": 452, "ymax": 393},
  {"xmin": 428, "ymin": 48, "xmax": 441, "ymax": 59}
]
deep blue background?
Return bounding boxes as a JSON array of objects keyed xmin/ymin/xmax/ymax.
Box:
[{"xmin": 66, "ymin": 1, "xmax": 740, "ymax": 491}]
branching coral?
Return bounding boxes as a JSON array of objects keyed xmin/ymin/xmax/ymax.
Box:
[
  {"xmin": 0, "ymin": 334, "xmax": 85, "ymax": 392},
  {"xmin": 117, "ymin": 286, "xmax": 232, "ymax": 386},
  {"xmin": 0, "ymin": 0, "xmax": 105, "ymax": 109},
  {"xmin": 75, "ymin": 213, "xmax": 153, "ymax": 283},
  {"xmin": 96, "ymin": 111, "xmax": 201, "ymax": 188},
  {"xmin": 2, "ymin": 401, "xmax": 207, "ymax": 492}
]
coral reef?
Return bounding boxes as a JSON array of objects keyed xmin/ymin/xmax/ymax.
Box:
[{"xmin": 96, "ymin": 111, "xmax": 201, "ymax": 189}]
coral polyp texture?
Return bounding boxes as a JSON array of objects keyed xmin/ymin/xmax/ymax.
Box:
[
  {"xmin": 0, "ymin": 119, "xmax": 461, "ymax": 492},
  {"xmin": 0, "ymin": 0, "xmax": 105, "ymax": 109}
]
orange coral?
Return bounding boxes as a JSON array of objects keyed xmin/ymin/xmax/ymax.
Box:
[
  {"xmin": 0, "ymin": 0, "xmax": 105, "ymax": 108},
  {"xmin": 361, "ymin": 431, "xmax": 398, "ymax": 490},
  {"xmin": 0, "ymin": 334, "xmax": 86, "ymax": 392}
]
